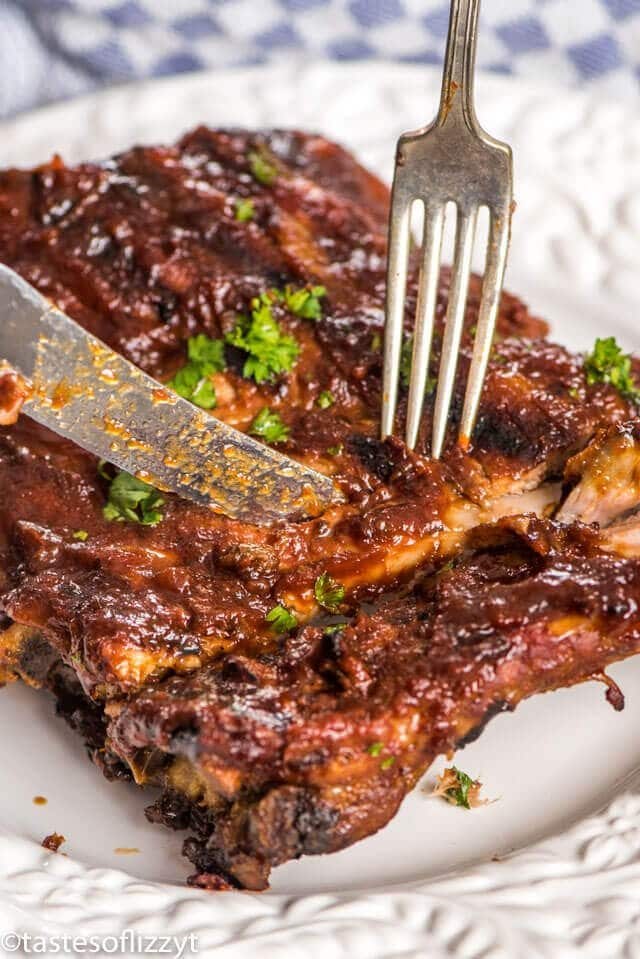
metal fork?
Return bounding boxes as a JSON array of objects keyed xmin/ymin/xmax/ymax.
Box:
[{"xmin": 381, "ymin": 0, "xmax": 513, "ymax": 457}]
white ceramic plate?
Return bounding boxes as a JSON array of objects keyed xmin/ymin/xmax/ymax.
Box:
[{"xmin": 1, "ymin": 63, "xmax": 640, "ymax": 958}]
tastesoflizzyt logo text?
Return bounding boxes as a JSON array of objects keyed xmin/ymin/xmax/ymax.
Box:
[{"xmin": 0, "ymin": 930, "xmax": 199, "ymax": 956}]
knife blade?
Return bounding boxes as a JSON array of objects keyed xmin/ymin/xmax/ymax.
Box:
[{"xmin": 0, "ymin": 264, "xmax": 342, "ymax": 524}]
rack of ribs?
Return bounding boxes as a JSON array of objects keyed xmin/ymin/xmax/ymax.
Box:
[{"xmin": 1, "ymin": 127, "xmax": 640, "ymax": 890}]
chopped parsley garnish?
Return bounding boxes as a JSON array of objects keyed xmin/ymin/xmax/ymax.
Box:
[
  {"xmin": 400, "ymin": 336, "xmax": 413, "ymax": 387},
  {"xmin": 317, "ymin": 390, "xmax": 334, "ymax": 409},
  {"xmin": 224, "ymin": 284, "xmax": 324, "ymax": 385},
  {"xmin": 568, "ymin": 386, "xmax": 579, "ymax": 399},
  {"xmin": 102, "ymin": 470, "xmax": 164, "ymax": 527},
  {"xmin": 314, "ymin": 572, "xmax": 345, "ymax": 612},
  {"xmin": 446, "ymin": 767, "xmax": 474, "ymax": 807},
  {"xmin": 226, "ymin": 297, "xmax": 299, "ymax": 384},
  {"xmin": 265, "ymin": 605, "xmax": 298, "ymax": 634},
  {"xmin": 399, "ymin": 336, "xmax": 435, "ymax": 393},
  {"xmin": 327, "ymin": 444, "xmax": 343, "ymax": 456},
  {"xmin": 250, "ymin": 407, "xmax": 290, "ymax": 443},
  {"xmin": 170, "ymin": 368, "xmax": 216, "ymax": 409},
  {"xmin": 168, "ymin": 334, "xmax": 226, "ymax": 410},
  {"xmin": 370, "ymin": 333, "xmax": 382, "ymax": 352},
  {"xmin": 97, "ymin": 459, "xmax": 112, "ymax": 480},
  {"xmin": 432, "ymin": 766, "xmax": 487, "ymax": 810},
  {"xmin": 324, "ymin": 622, "xmax": 347, "ymax": 637},
  {"xmin": 281, "ymin": 284, "xmax": 326, "ymax": 320},
  {"xmin": 254, "ymin": 284, "xmax": 326, "ymax": 320},
  {"xmin": 367, "ymin": 741, "xmax": 395, "ymax": 768},
  {"xmin": 235, "ymin": 197, "xmax": 255, "ymax": 222},
  {"xmin": 584, "ymin": 336, "xmax": 640, "ymax": 401},
  {"xmin": 186, "ymin": 334, "xmax": 226, "ymax": 372},
  {"xmin": 72, "ymin": 530, "xmax": 89, "ymax": 542},
  {"xmin": 248, "ymin": 149, "xmax": 277, "ymax": 186}
]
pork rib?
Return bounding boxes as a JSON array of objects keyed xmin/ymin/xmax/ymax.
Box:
[{"xmin": 0, "ymin": 128, "xmax": 639, "ymax": 889}]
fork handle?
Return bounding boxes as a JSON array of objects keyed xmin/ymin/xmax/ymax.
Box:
[{"xmin": 437, "ymin": 0, "xmax": 481, "ymax": 130}]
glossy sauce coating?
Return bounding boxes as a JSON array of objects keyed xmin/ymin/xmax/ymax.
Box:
[{"xmin": 0, "ymin": 128, "xmax": 638, "ymax": 889}]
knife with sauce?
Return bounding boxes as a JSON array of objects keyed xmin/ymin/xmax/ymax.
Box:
[{"xmin": 0, "ymin": 264, "xmax": 341, "ymax": 524}]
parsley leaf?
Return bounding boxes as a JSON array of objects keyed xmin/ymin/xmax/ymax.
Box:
[
  {"xmin": 187, "ymin": 334, "xmax": 226, "ymax": 372},
  {"xmin": 250, "ymin": 407, "xmax": 290, "ymax": 443},
  {"xmin": 282, "ymin": 284, "xmax": 326, "ymax": 320},
  {"xmin": 327, "ymin": 444, "xmax": 343, "ymax": 456},
  {"xmin": 248, "ymin": 149, "xmax": 277, "ymax": 186},
  {"xmin": 447, "ymin": 767, "xmax": 474, "ymax": 808},
  {"xmin": 317, "ymin": 390, "xmax": 334, "ymax": 409},
  {"xmin": 190, "ymin": 377, "xmax": 217, "ymax": 409},
  {"xmin": 314, "ymin": 571, "xmax": 345, "ymax": 612},
  {"xmin": 170, "ymin": 366, "xmax": 217, "ymax": 409},
  {"xmin": 432, "ymin": 766, "xmax": 487, "ymax": 809},
  {"xmin": 103, "ymin": 470, "xmax": 164, "ymax": 526},
  {"xmin": 97, "ymin": 459, "xmax": 112, "ymax": 480},
  {"xmin": 168, "ymin": 334, "xmax": 226, "ymax": 410},
  {"xmin": 370, "ymin": 333, "xmax": 382, "ymax": 352},
  {"xmin": 380, "ymin": 756, "xmax": 395, "ymax": 770},
  {"xmin": 400, "ymin": 336, "xmax": 435, "ymax": 393},
  {"xmin": 584, "ymin": 336, "xmax": 640, "ymax": 401},
  {"xmin": 400, "ymin": 336, "xmax": 413, "ymax": 387},
  {"xmin": 256, "ymin": 284, "xmax": 326, "ymax": 321},
  {"xmin": 72, "ymin": 530, "xmax": 89, "ymax": 542},
  {"xmin": 265, "ymin": 604, "xmax": 298, "ymax": 634},
  {"xmin": 323, "ymin": 621, "xmax": 347, "ymax": 637},
  {"xmin": 235, "ymin": 197, "xmax": 255, "ymax": 222},
  {"xmin": 367, "ymin": 742, "xmax": 384, "ymax": 757},
  {"xmin": 226, "ymin": 297, "xmax": 299, "ymax": 384}
]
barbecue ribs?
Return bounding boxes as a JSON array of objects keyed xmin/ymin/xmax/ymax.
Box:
[{"xmin": 1, "ymin": 128, "xmax": 639, "ymax": 890}]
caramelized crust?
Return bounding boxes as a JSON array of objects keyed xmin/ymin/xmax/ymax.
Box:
[
  {"xmin": 0, "ymin": 128, "xmax": 638, "ymax": 888},
  {"xmin": 119, "ymin": 515, "xmax": 640, "ymax": 888}
]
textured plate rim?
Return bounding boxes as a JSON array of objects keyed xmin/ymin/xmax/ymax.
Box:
[{"xmin": 1, "ymin": 62, "xmax": 640, "ymax": 958}]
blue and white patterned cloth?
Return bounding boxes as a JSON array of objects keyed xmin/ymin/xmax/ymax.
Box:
[{"xmin": 1, "ymin": 0, "xmax": 639, "ymax": 118}]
